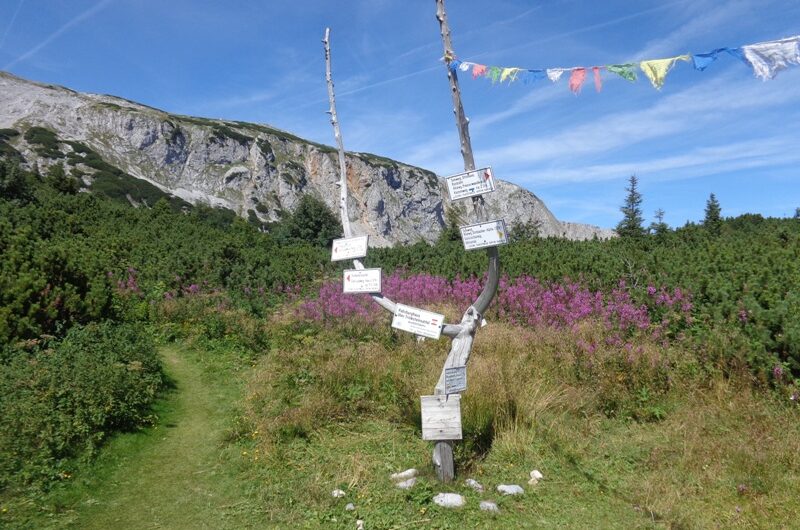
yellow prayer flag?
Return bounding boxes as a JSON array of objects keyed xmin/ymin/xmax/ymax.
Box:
[
  {"xmin": 500, "ymin": 67, "xmax": 519, "ymax": 83},
  {"xmin": 639, "ymin": 55, "xmax": 691, "ymax": 89}
]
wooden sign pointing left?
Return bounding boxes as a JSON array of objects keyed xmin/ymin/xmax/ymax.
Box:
[
  {"xmin": 343, "ymin": 268, "xmax": 381, "ymax": 293},
  {"xmin": 331, "ymin": 235, "xmax": 369, "ymax": 261}
]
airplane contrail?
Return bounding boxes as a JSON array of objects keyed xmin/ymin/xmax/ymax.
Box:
[
  {"xmin": 4, "ymin": 0, "xmax": 113, "ymax": 70},
  {"xmin": 0, "ymin": 0, "xmax": 26, "ymax": 51}
]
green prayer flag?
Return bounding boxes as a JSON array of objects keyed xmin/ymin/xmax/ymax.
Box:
[
  {"xmin": 488, "ymin": 66, "xmax": 502, "ymax": 83},
  {"xmin": 607, "ymin": 64, "xmax": 637, "ymax": 82}
]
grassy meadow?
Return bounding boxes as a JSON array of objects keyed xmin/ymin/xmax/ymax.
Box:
[{"xmin": 2, "ymin": 156, "xmax": 800, "ymax": 528}]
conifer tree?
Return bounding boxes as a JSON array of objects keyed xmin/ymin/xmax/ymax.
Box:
[
  {"xmin": 616, "ymin": 174, "xmax": 645, "ymax": 237},
  {"xmin": 649, "ymin": 208, "xmax": 669, "ymax": 236},
  {"xmin": 704, "ymin": 193, "xmax": 722, "ymax": 236}
]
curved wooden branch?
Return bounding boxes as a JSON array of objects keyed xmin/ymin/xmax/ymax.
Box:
[
  {"xmin": 435, "ymin": 0, "xmax": 500, "ymax": 315},
  {"xmin": 324, "ymin": 28, "xmax": 463, "ymax": 336}
]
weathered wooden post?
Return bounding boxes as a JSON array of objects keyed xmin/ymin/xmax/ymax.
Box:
[
  {"xmin": 430, "ymin": 0, "xmax": 501, "ymax": 482},
  {"xmin": 323, "ymin": 10, "xmax": 502, "ymax": 481}
]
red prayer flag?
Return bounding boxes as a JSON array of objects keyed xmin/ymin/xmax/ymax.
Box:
[{"xmin": 568, "ymin": 68, "xmax": 587, "ymax": 94}]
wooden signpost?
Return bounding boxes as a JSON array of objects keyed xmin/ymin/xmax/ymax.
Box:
[
  {"xmin": 460, "ymin": 220, "xmax": 509, "ymax": 250},
  {"xmin": 331, "ymin": 235, "xmax": 369, "ymax": 261},
  {"xmin": 445, "ymin": 167, "xmax": 496, "ymax": 201},
  {"xmin": 343, "ymin": 268, "xmax": 382, "ymax": 294},
  {"xmin": 391, "ymin": 304, "xmax": 445, "ymax": 340},
  {"xmin": 421, "ymin": 395, "xmax": 462, "ymax": 441},
  {"xmin": 323, "ymin": 0, "xmax": 501, "ymax": 481},
  {"xmin": 444, "ymin": 366, "xmax": 467, "ymax": 394}
]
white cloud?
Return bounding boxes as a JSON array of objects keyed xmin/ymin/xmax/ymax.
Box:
[
  {"xmin": 475, "ymin": 69, "xmax": 799, "ymax": 168},
  {"xmin": 632, "ymin": 0, "xmax": 757, "ymax": 60},
  {"xmin": 518, "ymin": 136, "xmax": 799, "ymax": 185}
]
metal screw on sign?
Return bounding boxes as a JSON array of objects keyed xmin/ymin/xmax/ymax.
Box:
[{"xmin": 323, "ymin": 8, "xmax": 500, "ymax": 482}]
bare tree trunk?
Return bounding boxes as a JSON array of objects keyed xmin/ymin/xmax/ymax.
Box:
[
  {"xmin": 432, "ymin": 0, "xmax": 501, "ymax": 482},
  {"xmin": 324, "ymin": 8, "xmax": 501, "ymax": 482}
]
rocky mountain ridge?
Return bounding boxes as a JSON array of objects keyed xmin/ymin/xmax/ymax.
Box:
[{"xmin": 0, "ymin": 71, "xmax": 616, "ymax": 245}]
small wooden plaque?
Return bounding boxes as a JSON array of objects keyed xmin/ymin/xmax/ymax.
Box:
[{"xmin": 421, "ymin": 395, "xmax": 462, "ymax": 441}]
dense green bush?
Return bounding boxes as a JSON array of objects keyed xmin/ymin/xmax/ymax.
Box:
[
  {"xmin": 0, "ymin": 322, "xmax": 163, "ymax": 491},
  {"xmin": 0, "ymin": 156, "xmax": 335, "ymax": 343},
  {"xmin": 272, "ymin": 194, "xmax": 342, "ymax": 247},
  {"xmin": 23, "ymin": 126, "xmax": 63, "ymax": 159},
  {"xmin": 370, "ymin": 217, "xmax": 800, "ymax": 378}
]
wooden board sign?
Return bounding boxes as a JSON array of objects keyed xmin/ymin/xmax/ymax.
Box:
[
  {"xmin": 391, "ymin": 303, "xmax": 444, "ymax": 340},
  {"xmin": 331, "ymin": 235, "xmax": 369, "ymax": 261},
  {"xmin": 421, "ymin": 395, "xmax": 462, "ymax": 440},
  {"xmin": 460, "ymin": 219, "xmax": 509, "ymax": 250},
  {"xmin": 445, "ymin": 167, "xmax": 496, "ymax": 201},
  {"xmin": 342, "ymin": 268, "xmax": 381, "ymax": 293},
  {"xmin": 444, "ymin": 366, "xmax": 467, "ymax": 394}
]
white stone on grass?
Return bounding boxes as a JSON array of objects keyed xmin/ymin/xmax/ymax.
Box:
[
  {"xmin": 395, "ymin": 477, "xmax": 417, "ymax": 490},
  {"xmin": 345, "ymin": 503, "xmax": 355, "ymax": 511},
  {"xmin": 528, "ymin": 469, "xmax": 544, "ymax": 486},
  {"xmin": 356, "ymin": 519, "xmax": 365, "ymax": 530},
  {"xmin": 464, "ymin": 478, "xmax": 484, "ymax": 492},
  {"xmin": 332, "ymin": 489, "xmax": 346, "ymax": 498},
  {"xmin": 390, "ymin": 468, "xmax": 418, "ymax": 482},
  {"xmin": 497, "ymin": 484, "xmax": 524, "ymax": 496},
  {"xmin": 432, "ymin": 492, "xmax": 465, "ymax": 508},
  {"xmin": 480, "ymin": 500, "xmax": 500, "ymax": 513}
]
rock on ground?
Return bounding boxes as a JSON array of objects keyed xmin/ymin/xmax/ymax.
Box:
[
  {"xmin": 432, "ymin": 493, "xmax": 465, "ymax": 508},
  {"xmin": 395, "ymin": 477, "xmax": 417, "ymax": 490},
  {"xmin": 465, "ymin": 478, "xmax": 484, "ymax": 492},
  {"xmin": 390, "ymin": 468, "xmax": 418, "ymax": 482},
  {"xmin": 480, "ymin": 500, "xmax": 500, "ymax": 513},
  {"xmin": 497, "ymin": 484, "xmax": 524, "ymax": 496}
]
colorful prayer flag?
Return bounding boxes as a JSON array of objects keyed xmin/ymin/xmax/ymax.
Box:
[
  {"xmin": 592, "ymin": 66, "xmax": 602, "ymax": 92},
  {"xmin": 606, "ymin": 64, "xmax": 637, "ymax": 82},
  {"xmin": 546, "ymin": 68, "xmax": 565, "ymax": 82},
  {"xmin": 568, "ymin": 68, "xmax": 587, "ymax": 94},
  {"xmin": 472, "ymin": 64, "xmax": 487, "ymax": 78},
  {"xmin": 742, "ymin": 36, "xmax": 800, "ymax": 80},
  {"xmin": 639, "ymin": 55, "xmax": 691, "ymax": 89}
]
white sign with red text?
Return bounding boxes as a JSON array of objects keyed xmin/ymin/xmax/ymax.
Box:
[
  {"xmin": 445, "ymin": 167, "xmax": 496, "ymax": 201},
  {"xmin": 391, "ymin": 303, "xmax": 444, "ymax": 340},
  {"xmin": 331, "ymin": 235, "xmax": 369, "ymax": 261},
  {"xmin": 342, "ymin": 268, "xmax": 382, "ymax": 294}
]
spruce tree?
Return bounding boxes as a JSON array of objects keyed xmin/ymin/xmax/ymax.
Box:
[
  {"xmin": 649, "ymin": 208, "xmax": 669, "ymax": 236},
  {"xmin": 616, "ymin": 174, "xmax": 645, "ymax": 237},
  {"xmin": 704, "ymin": 193, "xmax": 722, "ymax": 236}
]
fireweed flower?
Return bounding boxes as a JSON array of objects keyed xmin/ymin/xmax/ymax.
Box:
[{"xmin": 299, "ymin": 271, "xmax": 691, "ymax": 348}]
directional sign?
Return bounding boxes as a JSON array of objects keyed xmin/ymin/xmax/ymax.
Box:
[
  {"xmin": 391, "ymin": 303, "xmax": 444, "ymax": 340},
  {"xmin": 444, "ymin": 366, "xmax": 467, "ymax": 395},
  {"xmin": 331, "ymin": 235, "xmax": 369, "ymax": 261},
  {"xmin": 343, "ymin": 268, "xmax": 381, "ymax": 293},
  {"xmin": 421, "ymin": 395, "xmax": 462, "ymax": 440},
  {"xmin": 445, "ymin": 167, "xmax": 496, "ymax": 201},
  {"xmin": 459, "ymin": 219, "xmax": 509, "ymax": 250}
]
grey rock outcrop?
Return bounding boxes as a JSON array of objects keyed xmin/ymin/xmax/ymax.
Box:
[{"xmin": 0, "ymin": 71, "xmax": 615, "ymax": 244}]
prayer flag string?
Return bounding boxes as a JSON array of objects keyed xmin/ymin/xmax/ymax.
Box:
[{"xmin": 447, "ymin": 35, "xmax": 800, "ymax": 93}]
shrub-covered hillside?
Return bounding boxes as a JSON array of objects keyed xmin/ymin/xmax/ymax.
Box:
[{"xmin": 1, "ymin": 152, "xmax": 798, "ymax": 528}]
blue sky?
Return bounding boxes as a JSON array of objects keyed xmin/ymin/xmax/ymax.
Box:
[{"xmin": 2, "ymin": 0, "xmax": 798, "ymax": 229}]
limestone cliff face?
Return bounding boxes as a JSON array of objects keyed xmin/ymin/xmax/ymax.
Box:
[{"xmin": 0, "ymin": 72, "xmax": 614, "ymax": 244}]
